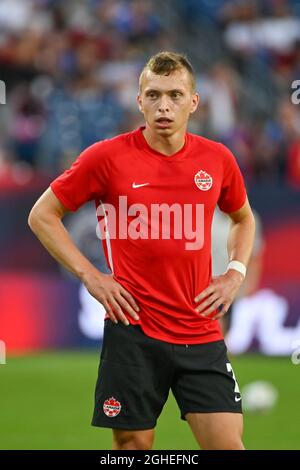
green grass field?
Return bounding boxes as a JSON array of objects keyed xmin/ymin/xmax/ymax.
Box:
[{"xmin": 0, "ymin": 351, "xmax": 299, "ymax": 450}]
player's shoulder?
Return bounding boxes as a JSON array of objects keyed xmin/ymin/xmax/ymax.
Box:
[
  {"xmin": 97, "ymin": 129, "xmax": 136, "ymax": 151},
  {"xmin": 79, "ymin": 130, "xmax": 135, "ymax": 165},
  {"xmin": 188, "ymin": 132, "xmax": 235, "ymax": 162}
]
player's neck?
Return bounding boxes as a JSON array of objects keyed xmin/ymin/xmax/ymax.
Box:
[{"xmin": 142, "ymin": 126, "xmax": 186, "ymax": 156}]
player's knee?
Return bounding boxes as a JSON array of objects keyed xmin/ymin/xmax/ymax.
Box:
[
  {"xmin": 217, "ymin": 437, "xmax": 245, "ymax": 450},
  {"xmin": 112, "ymin": 429, "xmax": 154, "ymax": 450},
  {"xmin": 201, "ymin": 435, "xmax": 245, "ymax": 450}
]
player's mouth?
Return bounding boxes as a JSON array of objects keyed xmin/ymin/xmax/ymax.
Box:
[{"xmin": 155, "ymin": 117, "xmax": 173, "ymax": 128}]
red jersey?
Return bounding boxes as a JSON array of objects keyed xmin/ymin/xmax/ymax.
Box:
[{"xmin": 50, "ymin": 126, "xmax": 247, "ymax": 344}]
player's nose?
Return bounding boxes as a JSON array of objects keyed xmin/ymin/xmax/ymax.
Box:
[{"xmin": 158, "ymin": 95, "xmax": 170, "ymax": 112}]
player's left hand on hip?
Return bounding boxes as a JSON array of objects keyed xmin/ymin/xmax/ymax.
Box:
[{"xmin": 194, "ymin": 270, "xmax": 244, "ymax": 320}]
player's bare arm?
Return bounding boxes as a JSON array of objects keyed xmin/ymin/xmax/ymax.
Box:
[
  {"xmin": 194, "ymin": 197, "xmax": 255, "ymax": 319},
  {"xmin": 28, "ymin": 187, "xmax": 140, "ymax": 325}
]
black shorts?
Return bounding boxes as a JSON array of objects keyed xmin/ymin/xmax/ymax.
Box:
[{"xmin": 91, "ymin": 319, "xmax": 242, "ymax": 430}]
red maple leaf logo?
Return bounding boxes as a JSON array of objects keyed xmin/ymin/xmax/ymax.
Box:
[{"xmin": 103, "ymin": 397, "xmax": 121, "ymax": 417}]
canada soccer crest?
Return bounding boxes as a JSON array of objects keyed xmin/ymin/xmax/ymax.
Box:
[
  {"xmin": 103, "ymin": 397, "xmax": 122, "ymax": 417},
  {"xmin": 194, "ymin": 170, "xmax": 213, "ymax": 191}
]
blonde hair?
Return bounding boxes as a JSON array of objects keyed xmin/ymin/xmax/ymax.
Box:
[{"xmin": 139, "ymin": 51, "xmax": 196, "ymax": 92}]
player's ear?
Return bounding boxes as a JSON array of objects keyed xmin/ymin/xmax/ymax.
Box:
[
  {"xmin": 190, "ymin": 93, "xmax": 200, "ymax": 114},
  {"xmin": 137, "ymin": 94, "xmax": 143, "ymax": 113}
]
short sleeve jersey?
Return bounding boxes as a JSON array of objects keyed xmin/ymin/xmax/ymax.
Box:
[{"xmin": 50, "ymin": 126, "xmax": 247, "ymax": 344}]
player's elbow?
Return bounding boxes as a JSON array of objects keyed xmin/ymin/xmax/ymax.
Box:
[
  {"xmin": 28, "ymin": 194, "xmax": 64, "ymax": 235},
  {"xmin": 234, "ymin": 208, "xmax": 256, "ymax": 232},
  {"xmin": 28, "ymin": 201, "xmax": 50, "ymax": 234},
  {"xmin": 248, "ymin": 210, "xmax": 256, "ymax": 233},
  {"xmin": 28, "ymin": 204, "xmax": 41, "ymax": 234},
  {"xmin": 243, "ymin": 212, "xmax": 256, "ymax": 241}
]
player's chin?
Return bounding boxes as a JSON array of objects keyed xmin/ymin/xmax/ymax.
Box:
[{"xmin": 154, "ymin": 125, "xmax": 174, "ymax": 136}]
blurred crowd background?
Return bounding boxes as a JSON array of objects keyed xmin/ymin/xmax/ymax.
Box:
[
  {"xmin": 1, "ymin": 0, "xmax": 300, "ymax": 186},
  {"xmin": 0, "ymin": 0, "xmax": 300, "ymax": 355}
]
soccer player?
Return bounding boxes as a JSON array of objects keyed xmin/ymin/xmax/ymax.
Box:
[{"xmin": 28, "ymin": 52, "xmax": 255, "ymax": 450}]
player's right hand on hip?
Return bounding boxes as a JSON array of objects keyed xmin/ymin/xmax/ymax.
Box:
[{"xmin": 82, "ymin": 271, "xmax": 140, "ymax": 325}]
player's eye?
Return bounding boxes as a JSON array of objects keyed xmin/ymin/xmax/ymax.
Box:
[
  {"xmin": 147, "ymin": 92, "xmax": 158, "ymax": 99},
  {"xmin": 171, "ymin": 92, "xmax": 182, "ymax": 99}
]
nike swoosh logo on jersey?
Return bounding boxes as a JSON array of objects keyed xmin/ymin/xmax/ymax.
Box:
[
  {"xmin": 132, "ymin": 182, "xmax": 149, "ymax": 188},
  {"xmin": 235, "ymin": 395, "xmax": 242, "ymax": 402}
]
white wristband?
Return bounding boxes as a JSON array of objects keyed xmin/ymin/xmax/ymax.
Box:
[{"xmin": 226, "ymin": 260, "xmax": 247, "ymax": 278}]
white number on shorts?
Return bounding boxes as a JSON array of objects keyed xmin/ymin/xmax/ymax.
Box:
[{"xmin": 226, "ymin": 362, "xmax": 240, "ymax": 394}]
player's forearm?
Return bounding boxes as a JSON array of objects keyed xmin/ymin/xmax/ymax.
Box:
[
  {"xmin": 28, "ymin": 211, "xmax": 99, "ymax": 282},
  {"xmin": 227, "ymin": 214, "xmax": 256, "ymax": 267}
]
